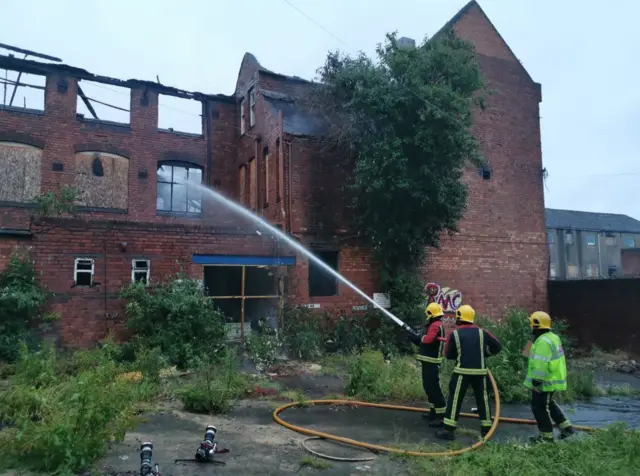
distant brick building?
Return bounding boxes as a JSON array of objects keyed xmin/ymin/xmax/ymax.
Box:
[{"xmin": 0, "ymin": 1, "xmax": 547, "ymax": 346}]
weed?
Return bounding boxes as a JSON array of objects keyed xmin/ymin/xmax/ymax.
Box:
[
  {"xmin": 345, "ymin": 349, "xmax": 423, "ymax": 402},
  {"xmin": 0, "ymin": 342, "xmax": 155, "ymax": 474},
  {"xmin": 282, "ymin": 307, "xmax": 324, "ymax": 360},
  {"xmin": 245, "ymin": 321, "xmax": 283, "ymax": 371},
  {"xmin": 176, "ymin": 352, "xmax": 252, "ymax": 414},
  {"xmin": 407, "ymin": 424, "xmax": 640, "ymax": 476},
  {"xmin": 299, "ymin": 456, "xmax": 332, "ymax": 470}
]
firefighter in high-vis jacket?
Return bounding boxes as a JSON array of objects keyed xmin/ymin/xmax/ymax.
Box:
[
  {"xmin": 435, "ymin": 304, "xmax": 502, "ymax": 441},
  {"xmin": 525, "ymin": 311, "xmax": 575, "ymax": 443},
  {"xmin": 406, "ymin": 302, "xmax": 447, "ymax": 426}
]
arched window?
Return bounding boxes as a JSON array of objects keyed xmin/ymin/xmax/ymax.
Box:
[{"xmin": 156, "ymin": 162, "xmax": 203, "ymax": 215}]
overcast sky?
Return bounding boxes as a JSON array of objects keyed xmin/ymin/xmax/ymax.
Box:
[{"xmin": 3, "ymin": 0, "xmax": 639, "ymax": 219}]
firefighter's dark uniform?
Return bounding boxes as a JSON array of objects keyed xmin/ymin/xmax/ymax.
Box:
[
  {"xmin": 436, "ymin": 304, "xmax": 502, "ymax": 440},
  {"xmin": 407, "ymin": 302, "xmax": 447, "ymax": 424}
]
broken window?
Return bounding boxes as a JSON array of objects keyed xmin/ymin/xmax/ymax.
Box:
[
  {"xmin": 204, "ymin": 265, "xmax": 280, "ymax": 340},
  {"xmin": 0, "ymin": 68, "xmax": 45, "ymax": 111},
  {"xmin": 308, "ymin": 250, "xmax": 339, "ymax": 297},
  {"xmin": 240, "ymin": 98, "xmax": 246, "ymax": 135},
  {"xmin": 249, "ymin": 88, "xmax": 256, "ymax": 128},
  {"xmin": 74, "ymin": 258, "xmax": 94, "ymax": 286},
  {"xmin": 239, "ymin": 165, "xmax": 246, "ymax": 206},
  {"xmin": 76, "ymin": 80, "xmax": 130, "ymax": 124},
  {"xmin": 158, "ymin": 94, "xmax": 203, "ymax": 135},
  {"xmin": 131, "ymin": 259, "xmax": 150, "ymax": 284},
  {"xmin": 157, "ymin": 162, "xmax": 203, "ymax": 215},
  {"xmin": 249, "ymin": 158, "xmax": 257, "ymax": 210},
  {"xmin": 263, "ymin": 147, "xmax": 269, "ymax": 205}
]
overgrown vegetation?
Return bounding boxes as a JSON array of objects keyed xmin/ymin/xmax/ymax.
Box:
[
  {"xmin": 345, "ymin": 349, "xmax": 422, "ymax": 402},
  {"xmin": 0, "ymin": 340, "xmax": 157, "ymax": 474},
  {"xmin": 120, "ymin": 274, "xmax": 228, "ymax": 369},
  {"xmin": 176, "ymin": 353, "xmax": 252, "ymax": 414},
  {"xmin": 313, "ymin": 32, "xmax": 485, "ymax": 302},
  {"xmin": 0, "ymin": 250, "xmax": 48, "ymax": 362},
  {"xmin": 407, "ymin": 423, "xmax": 640, "ymax": 476},
  {"xmin": 342, "ymin": 309, "xmax": 600, "ymax": 404},
  {"xmin": 33, "ymin": 185, "xmax": 78, "ymax": 217}
]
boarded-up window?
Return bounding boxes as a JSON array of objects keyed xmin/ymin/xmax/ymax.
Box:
[
  {"xmin": 263, "ymin": 147, "xmax": 269, "ymax": 205},
  {"xmin": 0, "ymin": 142, "xmax": 42, "ymax": 203},
  {"xmin": 239, "ymin": 165, "xmax": 246, "ymax": 205},
  {"xmin": 249, "ymin": 158, "xmax": 257, "ymax": 210},
  {"xmin": 75, "ymin": 152, "xmax": 129, "ymax": 209}
]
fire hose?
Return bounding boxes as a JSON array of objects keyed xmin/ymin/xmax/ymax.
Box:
[{"xmin": 273, "ymin": 371, "xmax": 598, "ymax": 460}]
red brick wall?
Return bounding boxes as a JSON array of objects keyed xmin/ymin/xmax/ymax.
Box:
[
  {"xmin": 23, "ymin": 217, "xmax": 285, "ymax": 346},
  {"xmin": 0, "ymin": 73, "xmax": 238, "ymax": 227},
  {"xmin": 0, "ymin": 3, "xmax": 547, "ymax": 348},
  {"xmin": 421, "ymin": 5, "xmax": 548, "ymax": 318}
]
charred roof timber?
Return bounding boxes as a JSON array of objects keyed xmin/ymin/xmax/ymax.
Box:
[{"xmin": 0, "ymin": 53, "xmax": 235, "ymax": 104}]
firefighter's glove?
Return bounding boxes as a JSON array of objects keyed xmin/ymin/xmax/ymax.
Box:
[{"xmin": 404, "ymin": 324, "xmax": 418, "ymax": 336}]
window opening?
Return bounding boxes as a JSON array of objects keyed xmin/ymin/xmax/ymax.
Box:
[
  {"xmin": 76, "ymin": 80, "xmax": 130, "ymax": 124},
  {"xmin": 309, "ymin": 251, "xmax": 339, "ymax": 297},
  {"xmin": 74, "ymin": 258, "xmax": 95, "ymax": 286},
  {"xmin": 249, "ymin": 88, "xmax": 256, "ymax": 128},
  {"xmin": 132, "ymin": 259, "xmax": 150, "ymax": 284},
  {"xmin": 158, "ymin": 94, "xmax": 203, "ymax": 135},
  {"xmin": 204, "ymin": 265, "xmax": 280, "ymax": 340},
  {"xmin": 157, "ymin": 163, "xmax": 203, "ymax": 215}
]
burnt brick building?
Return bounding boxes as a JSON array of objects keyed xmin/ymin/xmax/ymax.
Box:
[{"xmin": 0, "ymin": 1, "xmax": 547, "ymax": 346}]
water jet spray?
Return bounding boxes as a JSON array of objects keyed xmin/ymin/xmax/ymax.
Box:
[{"xmin": 165, "ymin": 174, "xmax": 411, "ymax": 331}]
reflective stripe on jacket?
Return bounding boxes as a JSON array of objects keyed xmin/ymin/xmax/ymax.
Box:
[
  {"xmin": 409, "ymin": 319, "xmax": 445, "ymax": 364},
  {"xmin": 524, "ymin": 331, "xmax": 568, "ymax": 392},
  {"xmin": 445, "ymin": 324, "xmax": 502, "ymax": 375}
]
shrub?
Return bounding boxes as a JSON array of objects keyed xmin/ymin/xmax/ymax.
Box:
[
  {"xmin": 345, "ymin": 349, "xmax": 423, "ymax": 402},
  {"xmin": 120, "ymin": 274, "xmax": 227, "ymax": 369},
  {"xmin": 282, "ymin": 307, "xmax": 324, "ymax": 360},
  {"xmin": 0, "ymin": 342, "xmax": 152, "ymax": 474},
  {"xmin": 245, "ymin": 321, "xmax": 283, "ymax": 371},
  {"xmin": 0, "ymin": 250, "xmax": 48, "ymax": 362},
  {"xmin": 176, "ymin": 352, "xmax": 251, "ymax": 414}
]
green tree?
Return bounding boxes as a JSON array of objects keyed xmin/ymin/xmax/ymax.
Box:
[{"xmin": 314, "ymin": 31, "xmax": 485, "ymax": 279}]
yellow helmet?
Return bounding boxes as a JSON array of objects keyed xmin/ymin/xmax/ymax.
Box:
[
  {"xmin": 456, "ymin": 304, "xmax": 475, "ymax": 324},
  {"xmin": 529, "ymin": 311, "xmax": 551, "ymax": 330},
  {"xmin": 425, "ymin": 302, "xmax": 444, "ymax": 320}
]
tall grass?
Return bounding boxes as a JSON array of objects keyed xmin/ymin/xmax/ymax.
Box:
[
  {"xmin": 407, "ymin": 424, "xmax": 640, "ymax": 476},
  {"xmin": 345, "ymin": 349, "xmax": 423, "ymax": 402}
]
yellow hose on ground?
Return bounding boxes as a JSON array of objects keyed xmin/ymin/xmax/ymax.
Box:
[{"xmin": 273, "ymin": 371, "xmax": 597, "ymax": 458}]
